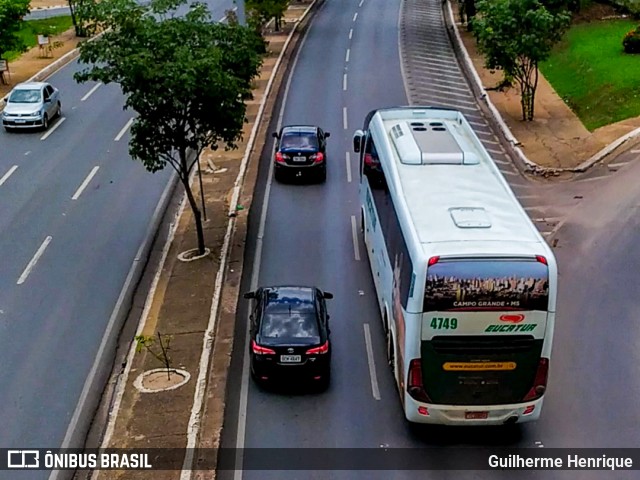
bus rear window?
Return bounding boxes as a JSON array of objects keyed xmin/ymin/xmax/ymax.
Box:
[{"xmin": 424, "ymin": 258, "xmax": 549, "ymax": 312}]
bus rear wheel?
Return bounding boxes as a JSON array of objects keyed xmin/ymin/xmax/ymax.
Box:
[{"xmin": 386, "ymin": 330, "xmax": 395, "ymax": 374}]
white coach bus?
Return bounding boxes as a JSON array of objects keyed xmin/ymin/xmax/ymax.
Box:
[{"xmin": 353, "ymin": 107, "xmax": 558, "ymax": 425}]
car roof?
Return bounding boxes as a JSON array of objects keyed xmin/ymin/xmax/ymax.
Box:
[
  {"xmin": 281, "ymin": 125, "xmax": 319, "ymax": 135},
  {"xmin": 13, "ymin": 82, "xmax": 48, "ymax": 90}
]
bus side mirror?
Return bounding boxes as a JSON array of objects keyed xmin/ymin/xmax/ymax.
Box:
[
  {"xmin": 325, "ymin": 132, "xmax": 331, "ymax": 138},
  {"xmin": 243, "ymin": 291, "xmax": 256, "ymax": 299},
  {"xmin": 353, "ymin": 130, "xmax": 364, "ymax": 153},
  {"xmin": 323, "ymin": 292, "xmax": 334, "ymax": 299}
]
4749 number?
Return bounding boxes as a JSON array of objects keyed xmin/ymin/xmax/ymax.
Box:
[{"xmin": 429, "ymin": 317, "xmax": 458, "ymax": 330}]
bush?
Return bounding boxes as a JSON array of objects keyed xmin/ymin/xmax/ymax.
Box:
[{"xmin": 623, "ymin": 25, "xmax": 640, "ymax": 52}]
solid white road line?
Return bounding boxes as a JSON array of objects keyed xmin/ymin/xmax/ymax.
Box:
[
  {"xmin": 343, "ymin": 73, "xmax": 348, "ymax": 91},
  {"xmin": 353, "ymin": 12, "xmax": 358, "ymax": 21},
  {"xmin": 81, "ymin": 82, "xmax": 102, "ymax": 102},
  {"xmin": 72, "ymin": 166, "xmax": 100, "ymax": 200},
  {"xmin": 345, "ymin": 48, "xmax": 350, "ymax": 63},
  {"xmin": 359, "ymin": 0, "xmax": 364, "ymax": 6},
  {"xmin": 0, "ymin": 165, "xmax": 18, "ymax": 186},
  {"xmin": 40, "ymin": 117, "xmax": 66, "ymax": 141},
  {"xmin": 363, "ymin": 323, "xmax": 381, "ymax": 400},
  {"xmin": 114, "ymin": 118, "xmax": 134, "ymax": 141},
  {"xmin": 631, "ymin": 149, "xmax": 640, "ymax": 153},
  {"xmin": 17, "ymin": 236, "xmax": 52, "ymax": 285},
  {"xmin": 351, "ymin": 215, "xmax": 360, "ymax": 261},
  {"xmin": 343, "ymin": 107, "xmax": 348, "ymax": 130},
  {"xmin": 349, "ymin": 28, "xmax": 353, "ymax": 40},
  {"xmin": 234, "ymin": 11, "xmax": 314, "ymax": 480},
  {"xmin": 345, "ymin": 151, "xmax": 352, "ymax": 183}
]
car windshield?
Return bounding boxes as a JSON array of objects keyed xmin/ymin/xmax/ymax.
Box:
[
  {"xmin": 280, "ymin": 132, "xmax": 318, "ymax": 150},
  {"xmin": 9, "ymin": 89, "xmax": 41, "ymax": 104},
  {"xmin": 260, "ymin": 299, "xmax": 320, "ymax": 342}
]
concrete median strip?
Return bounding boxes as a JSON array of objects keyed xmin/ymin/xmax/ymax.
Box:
[{"xmin": 70, "ymin": 2, "xmax": 324, "ymax": 480}]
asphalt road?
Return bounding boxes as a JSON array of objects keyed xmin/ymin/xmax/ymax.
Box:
[
  {"xmin": 220, "ymin": 0, "xmax": 640, "ymax": 478},
  {"xmin": 0, "ymin": 0, "xmax": 235, "ymax": 469}
]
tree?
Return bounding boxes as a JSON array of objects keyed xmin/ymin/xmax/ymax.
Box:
[
  {"xmin": 68, "ymin": 0, "xmax": 91, "ymax": 37},
  {"xmin": 245, "ymin": 0, "xmax": 289, "ymax": 32},
  {"xmin": 74, "ymin": 0, "xmax": 263, "ymax": 255},
  {"xmin": 472, "ymin": 0, "xmax": 571, "ymax": 120},
  {"xmin": 0, "ymin": 0, "xmax": 30, "ymax": 61}
]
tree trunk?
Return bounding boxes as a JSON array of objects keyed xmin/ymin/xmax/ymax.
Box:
[
  {"xmin": 179, "ymin": 149, "xmax": 206, "ymax": 255},
  {"xmin": 519, "ymin": 62, "xmax": 539, "ymax": 121}
]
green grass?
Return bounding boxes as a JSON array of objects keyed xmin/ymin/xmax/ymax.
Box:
[
  {"xmin": 540, "ymin": 19, "xmax": 640, "ymax": 131},
  {"xmin": 5, "ymin": 16, "xmax": 74, "ymax": 61}
]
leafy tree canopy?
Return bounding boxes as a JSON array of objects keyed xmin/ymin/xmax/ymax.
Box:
[
  {"xmin": 246, "ymin": 0, "xmax": 289, "ymax": 31},
  {"xmin": 74, "ymin": 0, "xmax": 263, "ymax": 253},
  {"xmin": 0, "ymin": 0, "xmax": 30, "ymax": 60},
  {"xmin": 472, "ymin": 0, "xmax": 570, "ymax": 120}
]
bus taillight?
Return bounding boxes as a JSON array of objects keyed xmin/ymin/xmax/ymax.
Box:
[
  {"xmin": 428, "ymin": 256, "xmax": 439, "ymax": 267},
  {"xmin": 535, "ymin": 255, "xmax": 547, "ymax": 265},
  {"xmin": 407, "ymin": 359, "xmax": 431, "ymax": 403},
  {"xmin": 523, "ymin": 358, "xmax": 549, "ymax": 401}
]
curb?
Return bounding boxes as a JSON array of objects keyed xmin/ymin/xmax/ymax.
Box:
[{"xmin": 443, "ymin": 1, "xmax": 640, "ymax": 174}]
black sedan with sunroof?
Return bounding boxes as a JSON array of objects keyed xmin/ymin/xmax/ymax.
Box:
[
  {"xmin": 244, "ymin": 286, "xmax": 333, "ymax": 389},
  {"xmin": 272, "ymin": 125, "xmax": 330, "ymax": 182}
]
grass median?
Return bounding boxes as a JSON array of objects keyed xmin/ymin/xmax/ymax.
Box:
[
  {"xmin": 6, "ymin": 16, "xmax": 74, "ymax": 61},
  {"xmin": 540, "ymin": 18, "xmax": 640, "ymax": 131}
]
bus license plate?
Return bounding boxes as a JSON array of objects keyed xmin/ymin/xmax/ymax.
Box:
[
  {"xmin": 465, "ymin": 411, "xmax": 488, "ymax": 420},
  {"xmin": 280, "ymin": 355, "xmax": 301, "ymax": 363},
  {"xmin": 293, "ymin": 156, "xmax": 306, "ymax": 162}
]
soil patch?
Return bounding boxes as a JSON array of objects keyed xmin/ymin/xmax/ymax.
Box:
[
  {"xmin": 572, "ymin": 2, "xmax": 626, "ymax": 23},
  {"xmin": 30, "ymin": 0, "xmax": 67, "ymax": 9}
]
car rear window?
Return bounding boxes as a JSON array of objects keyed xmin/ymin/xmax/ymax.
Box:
[
  {"xmin": 280, "ymin": 133, "xmax": 318, "ymax": 150},
  {"xmin": 261, "ymin": 301, "xmax": 320, "ymax": 341}
]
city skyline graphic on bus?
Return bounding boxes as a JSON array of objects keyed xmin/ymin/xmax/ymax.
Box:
[{"xmin": 424, "ymin": 259, "xmax": 549, "ymax": 312}]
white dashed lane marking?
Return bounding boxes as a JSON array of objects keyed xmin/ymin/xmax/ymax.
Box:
[
  {"xmin": 0, "ymin": 165, "xmax": 18, "ymax": 186},
  {"xmin": 72, "ymin": 166, "xmax": 100, "ymax": 200},
  {"xmin": 81, "ymin": 82, "xmax": 102, "ymax": 102},
  {"xmin": 17, "ymin": 236, "xmax": 52, "ymax": 285},
  {"xmin": 40, "ymin": 117, "xmax": 66, "ymax": 141},
  {"xmin": 115, "ymin": 118, "xmax": 134, "ymax": 141}
]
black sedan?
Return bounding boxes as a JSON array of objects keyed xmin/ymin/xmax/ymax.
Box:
[
  {"xmin": 244, "ymin": 286, "xmax": 333, "ymax": 389},
  {"xmin": 272, "ymin": 125, "xmax": 330, "ymax": 183}
]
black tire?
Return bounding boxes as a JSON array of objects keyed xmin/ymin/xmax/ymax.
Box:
[
  {"xmin": 274, "ymin": 168, "xmax": 285, "ymax": 183},
  {"xmin": 317, "ymin": 165, "xmax": 327, "ymax": 183},
  {"xmin": 387, "ymin": 329, "xmax": 395, "ymax": 374},
  {"xmin": 4, "ymin": 126, "xmax": 13, "ymax": 133},
  {"xmin": 56, "ymin": 101, "xmax": 62, "ymax": 118},
  {"xmin": 42, "ymin": 114, "xmax": 49, "ymax": 131}
]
